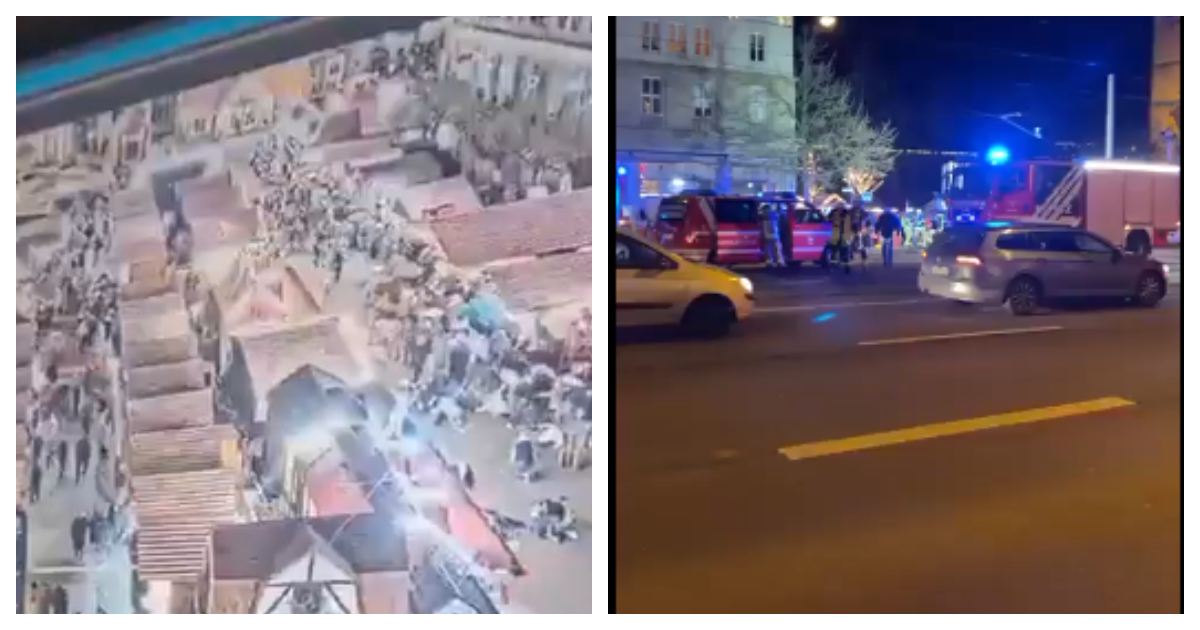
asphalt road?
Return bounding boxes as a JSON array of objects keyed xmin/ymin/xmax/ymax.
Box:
[{"xmin": 615, "ymin": 265, "xmax": 1181, "ymax": 613}]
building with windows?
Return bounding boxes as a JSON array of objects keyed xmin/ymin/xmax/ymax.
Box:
[
  {"xmin": 614, "ymin": 16, "xmax": 796, "ymax": 218},
  {"xmin": 1150, "ymin": 16, "xmax": 1180, "ymax": 162}
]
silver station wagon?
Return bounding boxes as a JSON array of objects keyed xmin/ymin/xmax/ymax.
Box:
[{"xmin": 918, "ymin": 222, "xmax": 1169, "ymax": 315}]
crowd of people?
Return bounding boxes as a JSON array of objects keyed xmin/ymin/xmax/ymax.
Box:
[
  {"xmin": 27, "ymin": 581, "xmax": 72, "ymax": 614},
  {"xmin": 247, "ymin": 132, "xmax": 592, "ymax": 546},
  {"xmin": 22, "ymin": 191, "xmax": 131, "ymax": 614}
]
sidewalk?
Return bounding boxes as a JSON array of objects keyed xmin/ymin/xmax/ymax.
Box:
[{"xmin": 431, "ymin": 417, "xmax": 592, "ymax": 614}]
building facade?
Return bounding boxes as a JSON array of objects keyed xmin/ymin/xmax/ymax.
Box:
[
  {"xmin": 614, "ymin": 16, "xmax": 797, "ymax": 218},
  {"xmin": 1150, "ymin": 16, "xmax": 1181, "ymax": 162}
]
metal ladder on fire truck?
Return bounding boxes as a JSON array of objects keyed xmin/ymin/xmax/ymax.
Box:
[{"xmin": 1030, "ymin": 164, "xmax": 1085, "ymax": 226}]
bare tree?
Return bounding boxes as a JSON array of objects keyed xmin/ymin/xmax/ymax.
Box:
[
  {"xmin": 387, "ymin": 79, "xmax": 476, "ymax": 143},
  {"xmin": 836, "ymin": 107, "xmax": 897, "ymax": 201},
  {"xmin": 722, "ymin": 35, "xmax": 895, "ymax": 201},
  {"xmin": 723, "ymin": 36, "xmax": 851, "ymax": 199}
]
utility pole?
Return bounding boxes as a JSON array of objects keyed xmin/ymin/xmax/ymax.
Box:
[{"xmin": 1105, "ymin": 74, "xmax": 1115, "ymax": 159}]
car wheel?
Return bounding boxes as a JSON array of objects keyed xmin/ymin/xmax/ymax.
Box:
[
  {"xmin": 1133, "ymin": 272, "xmax": 1165, "ymax": 308},
  {"xmin": 1005, "ymin": 277, "xmax": 1042, "ymax": 316},
  {"xmin": 682, "ymin": 295, "xmax": 735, "ymax": 338}
]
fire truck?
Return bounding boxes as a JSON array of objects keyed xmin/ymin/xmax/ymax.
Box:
[{"xmin": 941, "ymin": 158, "xmax": 1181, "ymax": 253}]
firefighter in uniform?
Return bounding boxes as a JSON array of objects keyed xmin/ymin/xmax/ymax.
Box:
[{"xmin": 827, "ymin": 204, "xmax": 855, "ymax": 273}]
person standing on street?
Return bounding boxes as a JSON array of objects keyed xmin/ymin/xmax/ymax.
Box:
[
  {"xmin": 54, "ymin": 584, "xmax": 68, "ymax": 614},
  {"xmin": 874, "ymin": 208, "xmax": 907, "ymax": 267},
  {"xmin": 848, "ymin": 204, "xmax": 869, "ymax": 264},
  {"xmin": 826, "ymin": 205, "xmax": 853, "ymax": 273},
  {"xmin": 75, "ymin": 437, "xmax": 91, "ymax": 484},
  {"xmin": 28, "ymin": 463, "xmax": 42, "ymax": 504},
  {"xmin": 81, "ymin": 406, "xmax": 93, "ymax": 439},
  {"xmin": 70, "ymin": 515, "xmax": 88, "ymax": 561},
  {"xmin": 31, "ymin": 434, "xmax": 44, "ymax": 469},
  {"xmin": 759, "ymin": 202, "xmax": 786, "ymax": 268},
  {"xmin": 56, "ymin": 439, "xmax": 68, "ymax": 485}
]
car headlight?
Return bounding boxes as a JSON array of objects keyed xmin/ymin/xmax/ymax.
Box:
[{"xmin": 738, "ymin": 277, "xmax": 754, "ymax": 294}]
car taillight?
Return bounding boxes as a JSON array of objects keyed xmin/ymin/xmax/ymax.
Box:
[{"xmin": 956, "ymin": 255, "xmax": 983, "ymax": 266}]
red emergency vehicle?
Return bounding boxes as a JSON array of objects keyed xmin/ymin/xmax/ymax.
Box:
[
  {"xmin": 943, "ymin": 159, "xmax": 1181, "ymax": 253},
  {"xmin": 758, "ymin": 193, "xmax": 833, "ymax": 265},
  {"xmin": 653, "ymin": 192, "xmax": 764, "ymax": 264},
  {"xmin": 942, "ymin": 159, "xmax": 1075, "ymax": 224}
]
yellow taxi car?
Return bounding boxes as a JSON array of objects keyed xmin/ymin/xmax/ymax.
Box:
[{"xmin": 615, "ymin": 228, "xmax": 755, "ymax": 338}]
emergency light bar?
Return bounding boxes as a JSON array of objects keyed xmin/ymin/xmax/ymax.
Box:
[{"xmin": 1082, "ymin": 160, "xmax": 1181, "ymax": 174}]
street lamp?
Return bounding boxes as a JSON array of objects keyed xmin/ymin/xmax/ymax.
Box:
[{"xmin": 818, "ymin": 16, "xmax": 837, "ymax": 30}]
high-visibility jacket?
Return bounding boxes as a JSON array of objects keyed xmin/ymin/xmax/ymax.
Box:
[{"xmin": 828, "ymin": 208, "xmax": 853, "ymax": 245}]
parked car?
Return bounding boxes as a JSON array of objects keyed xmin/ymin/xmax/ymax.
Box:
[
  {"xmin": 918, "ymin": 222, "xmax": 1168, "ymax": 315},
  {"xmin": 615, "ymin": 229, "xmax": 755, "ymax": 337}
]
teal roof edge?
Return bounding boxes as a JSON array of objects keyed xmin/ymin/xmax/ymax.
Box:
[{"xmin": 17, "ymin": 16, "xmax": 294, "ymax": 99}]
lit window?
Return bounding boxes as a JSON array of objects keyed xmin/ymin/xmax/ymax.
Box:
[
  {"xmin": 693, "ymin": 81, "xmax": 713, "ymax": 119},
  {"xmin": 668, "ymin": 22, "xmax": 687, "ymax": 54},
  {"xmin": 694, "ymin": 27, "xmax": 712, "ymax": 57},
  {"xmin": 640, "ymin": 178, "xmax": 661, "ymax": 197},
  {"xmin": 750, "ymin": 33, "xmax": 766, "ymax": 62},
  {"xmin": 642, "ymin": 77, "xmax": 663, "ymax": 116},
  {"xmin": 642, "ymin": 21, "xmax": 660, "ymax": 52}
]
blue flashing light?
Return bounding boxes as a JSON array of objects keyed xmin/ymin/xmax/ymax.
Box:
[
  {"xmin": 986, "ymin": 145, "xmax": 1010, "ymax": 165},
  {"xmin": 813, "ymin": 312, "xmax": 838, "ymax": 323},
  {"xmin": 984, "ymin": 221, "xmax": 1012, "ymax": 228},
  {"xmin": 617, "ymin": 166, "xmax": 628, "ymax": 176}
]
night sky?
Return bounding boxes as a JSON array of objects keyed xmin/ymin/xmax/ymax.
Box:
[{"xmin": 817, "ymin": 16, "xmax": 1155, "ymax": 153}]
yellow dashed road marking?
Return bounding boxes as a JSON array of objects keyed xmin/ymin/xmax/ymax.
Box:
[{"xmin": 779, "ymin": 397, "xmax": 1136, "ymax": 461}]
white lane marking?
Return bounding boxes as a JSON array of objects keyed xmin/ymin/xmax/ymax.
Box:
[
  {"xmin": 858, "ymin": 325, "xmax": 1064, "ymax": 347},
  {"xmin": 758, "ymin": 298, "xmax": 932, "ymax": 314},
  {"xmin": 764, "ymin": 278, "xmax": 830, "ymax": 286}
]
